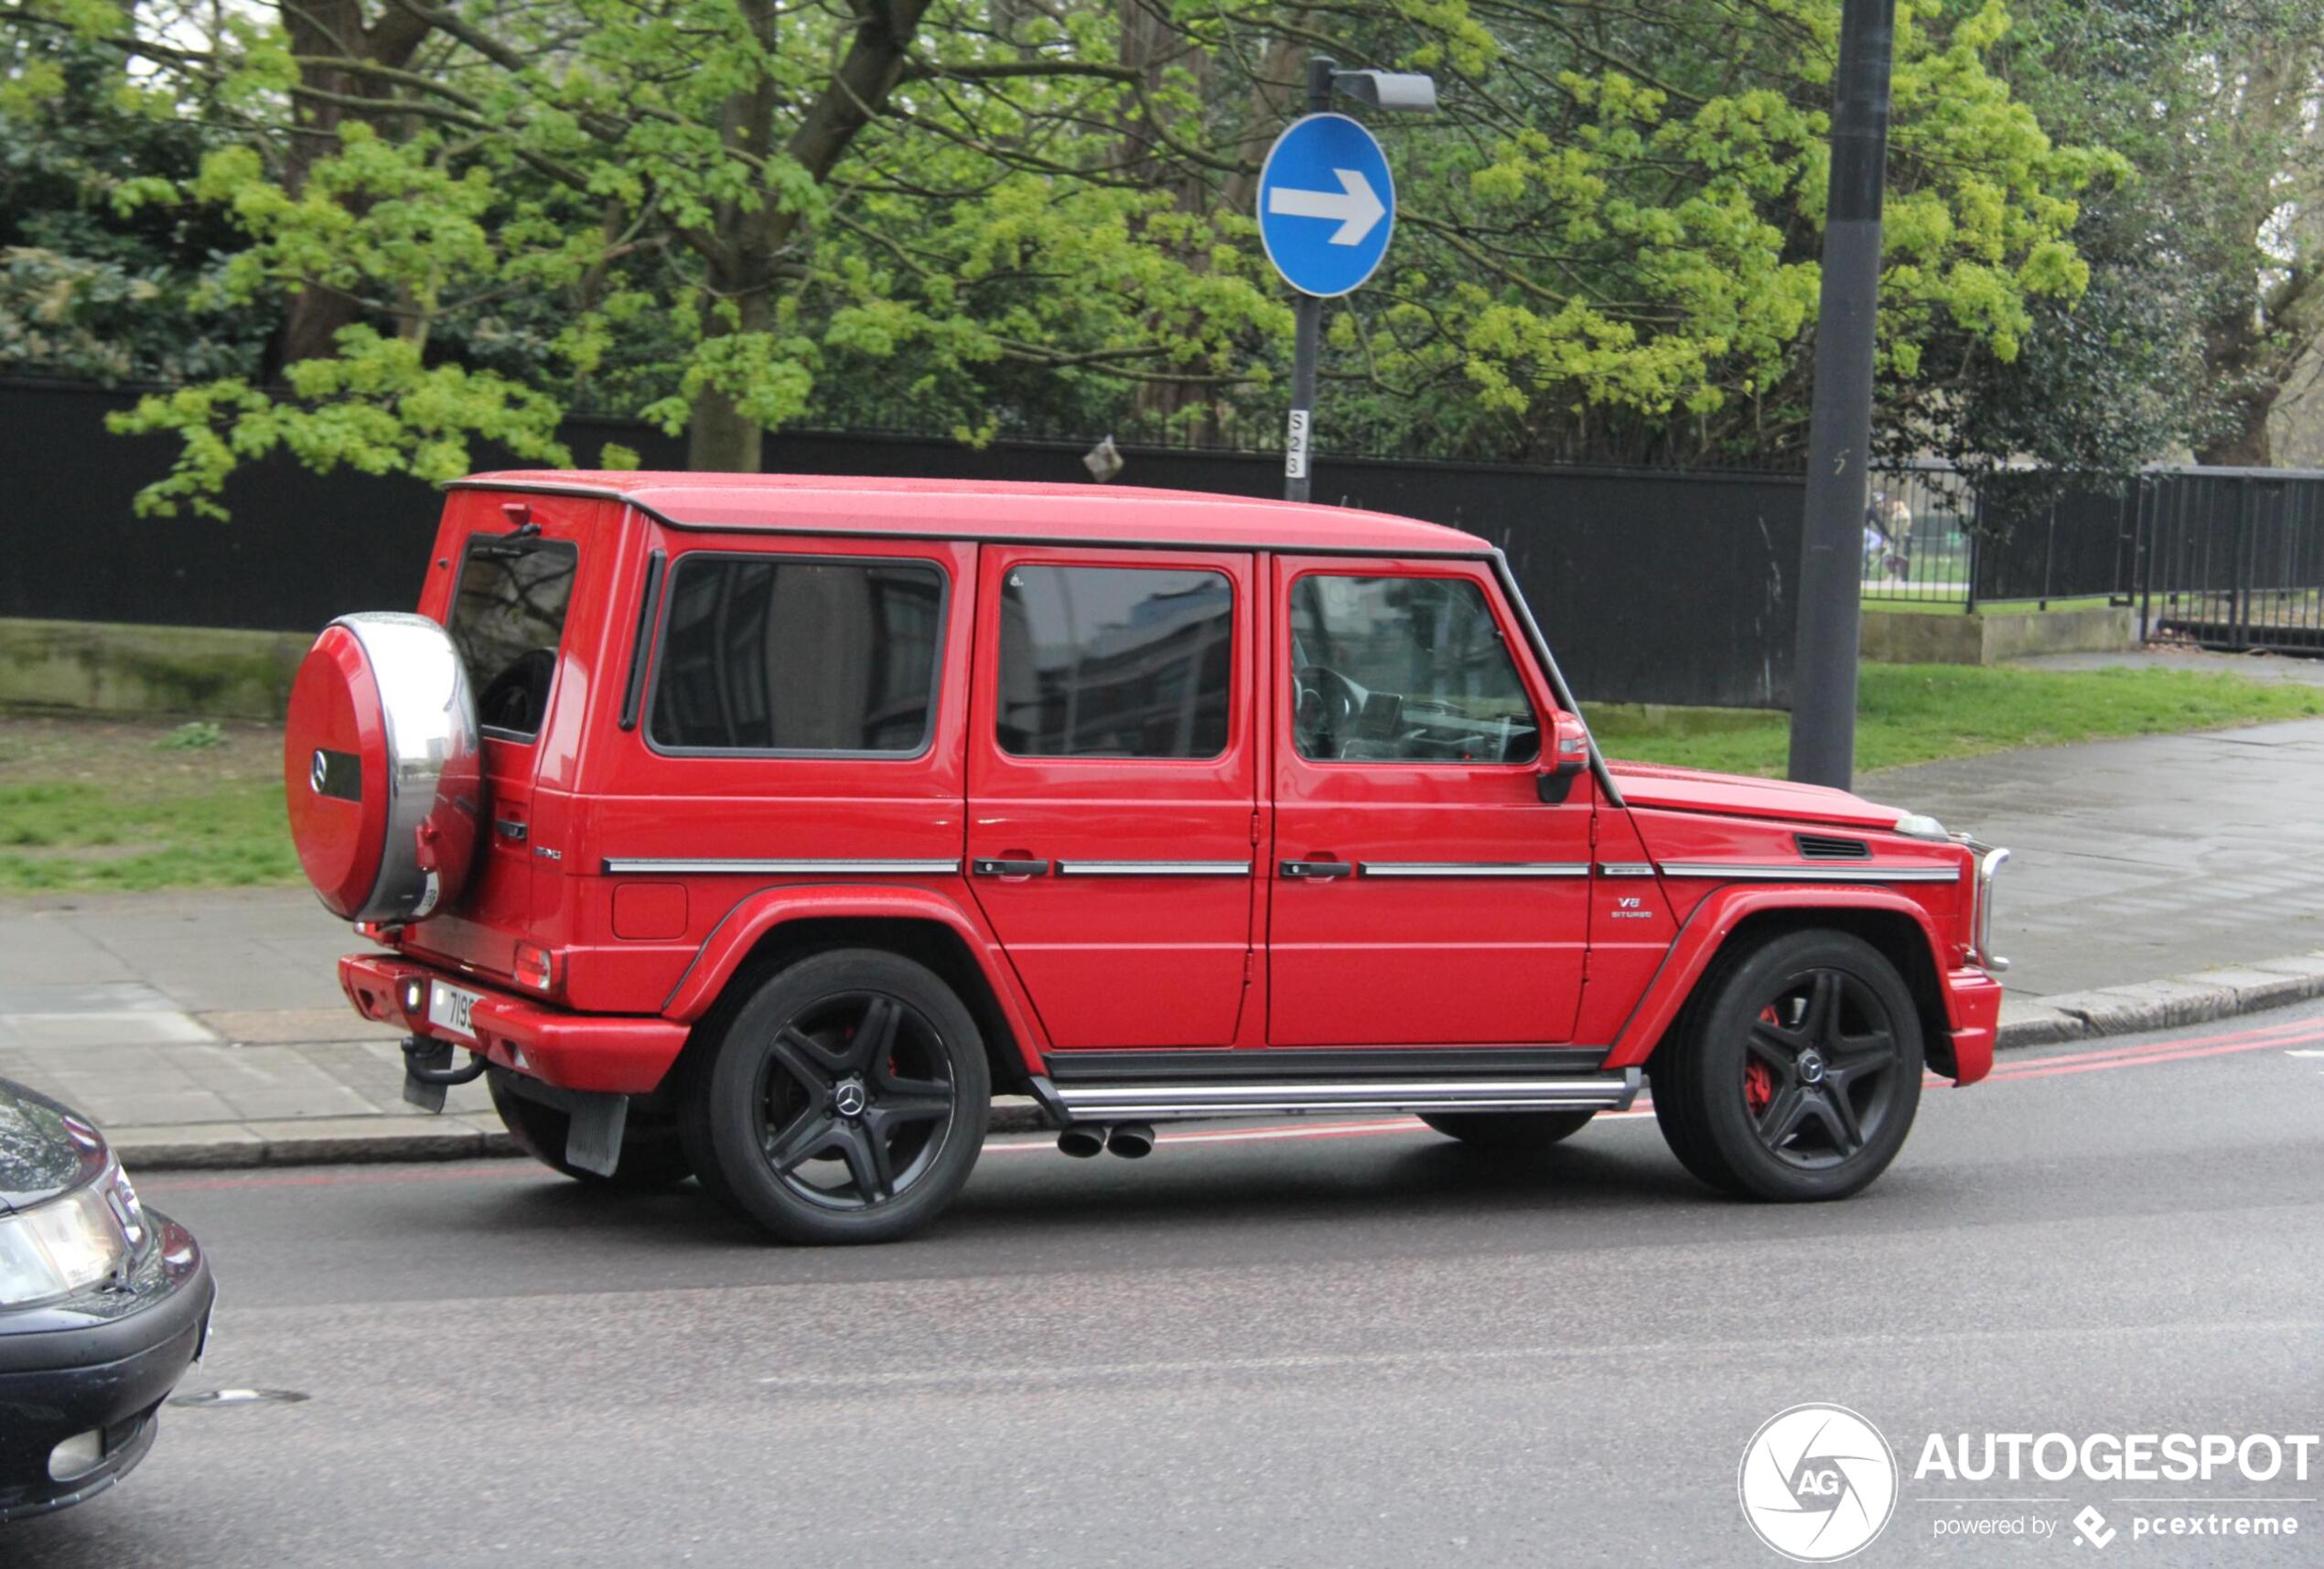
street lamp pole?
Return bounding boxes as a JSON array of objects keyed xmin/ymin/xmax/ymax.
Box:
[
  {"xmin": 1284, "ymin": 55, "xmax": 1335, "ymax": 504},
  {"xmin": 1786, "ymin": 0, "xmax": 1897, "ymax": 790}
]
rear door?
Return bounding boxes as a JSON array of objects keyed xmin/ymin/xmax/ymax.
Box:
[
  {"xmin": 420, "ymin": 492, "xmax": 599, "ymax": 978},
  {"xmin": 1265, "ymin": 556, "xmax": 1592, "ymax": 1046},
  {"xmin": 965, "ymin": 546, "xmax": 1259, "ymax": 1049}
]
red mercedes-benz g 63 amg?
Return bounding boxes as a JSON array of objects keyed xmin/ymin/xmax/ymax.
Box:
[{"xmin": 290, "ymin": 473, "xmax": 2007, "ymax": 1243}]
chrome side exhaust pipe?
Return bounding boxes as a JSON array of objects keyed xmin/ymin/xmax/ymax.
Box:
[
  {"xmin": 1057, "ymin": 1123, "xmax": 1109, "ymax": 1159},
  {"xmin": 1105, "ymin": 1123, "xmax": 1155, "ymax": 1159}
]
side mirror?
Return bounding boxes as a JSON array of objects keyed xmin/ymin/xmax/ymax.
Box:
[{"xmin": 1536, "ymin": 715, "xmax": 1593, "ymax": 803}]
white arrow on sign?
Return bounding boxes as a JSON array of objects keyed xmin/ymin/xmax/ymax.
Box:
[{"xmin": 1266, "ymin": 168, "xmax": 1387, "ymax": 247}]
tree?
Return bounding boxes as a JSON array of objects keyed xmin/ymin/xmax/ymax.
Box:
[
  {"xmin": 0, "ymin": 16, "xmax": 272, "ymax": 381},
  {"xmin": 1, "ymin": 0, "xmax": 2114, "ymax": 509}
]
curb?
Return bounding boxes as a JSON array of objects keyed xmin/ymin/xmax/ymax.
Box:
[
  {"xmin": 117, "ymin": 952, "xmax": 2324, "ymax": 1173},
  {"xmin": 1993, "ymin": 950, "xmax": 2324, "ymax": 1048}
]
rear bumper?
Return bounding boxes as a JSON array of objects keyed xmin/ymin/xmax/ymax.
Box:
[
  {"xmin": 1944, "ymin": 966, "xmax": 2003, "ymax": 1086},
  {"xmin": 339, "ymin": 953, "xmax": 690, "ymax": 1094}
]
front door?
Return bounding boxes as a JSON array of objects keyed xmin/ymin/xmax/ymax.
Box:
[
  {"xmin": 1266, "ymin": 557, "xmax": 1592, "ymax": 1047},
  {"xmin": 965, "ymin": 546, "xmax": 1260, "ymax": 1049}
]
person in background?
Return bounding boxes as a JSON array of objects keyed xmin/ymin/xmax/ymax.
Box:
[{"xmin": 1882, "ymin": 492, "xmax": 1914, "ymax": 580}]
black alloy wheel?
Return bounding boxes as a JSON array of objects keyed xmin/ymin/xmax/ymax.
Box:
[
  {"xmin": 1652, "ymin": 930, "xmax": 1923, "ymax": 1201},
  {"xmin": 753, "ymin": 991, "xmax": 957, "ymax": 1211},
  {"xmin": 1738, "ymin": 968, "xmax": 1907, "ymax": 1171},
  {"xmin": 683, "ymin": 949, "xmax": 990, "ymax": 1244}
]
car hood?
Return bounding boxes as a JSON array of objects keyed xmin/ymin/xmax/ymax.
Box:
[
  {"xmin": 1605, "ymin": 760, "xmax": 1906, "ymax": 830},
  {"xmin": 0, "ymin": 1077, "xmax": 111, "ymax": 1214}
]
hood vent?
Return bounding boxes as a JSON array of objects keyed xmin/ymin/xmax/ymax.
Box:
[{"xmin": 1796, "ymin": 834, "xmax": 1872, "ymax": 861}]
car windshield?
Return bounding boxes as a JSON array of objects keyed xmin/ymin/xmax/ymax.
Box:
[{"xmin": 447, "ymin": 534, "xmax": 578, "ymax": 739}]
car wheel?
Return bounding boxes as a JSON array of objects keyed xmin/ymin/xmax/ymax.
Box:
[
  {"xmin": 1652, "ymin": 930, "xmax": 1922, "ymax": 1201},
  {"xmin": 1417, "ymin": 1111, "xmax": 1595, "ymax": 1149},
  {"xmin": 486, "ymin": 1067, "xmax": 693, "ymax": 1189},
  {"xmin": 679, "ymin": 949, "xmax": 990, "ymax": 1244}
]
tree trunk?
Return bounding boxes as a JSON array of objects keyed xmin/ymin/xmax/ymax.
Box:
[
  {"xmin": 2195, "ymin": 395, "xmax": 2274, "ymax": 467},
  {"xmin": 687, "ymin": 264, "xmax": 773, "ymax": 472},
  {"xmin": 271, "ymin": 0, "xmax": 437, "ymax": 371},
  {"xmin": 1119, "ymin": 0, "xmax": 1217, "ymax": 436},
  {"xmin": 682, "ymin": 0, "xmax": 935, "ymax": 471}
]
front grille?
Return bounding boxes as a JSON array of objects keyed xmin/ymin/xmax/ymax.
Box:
[{"xmin": 1795, "ymin": 834, "xmax": 1872, "ymax": 860}]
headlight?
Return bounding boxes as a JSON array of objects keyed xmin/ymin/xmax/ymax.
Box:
[
  {"xmin": 1972, "ymin": 846, "xmax": 2011, "ymax": 974},
  {"xmin": 0, "ymin": 1166, "xmax": 138, "ymax": 1307},
  {"xmin": 1893, "ymin": 812, "xmax": 1949, "ymax": 841}
]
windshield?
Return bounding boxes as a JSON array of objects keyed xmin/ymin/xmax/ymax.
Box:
[{"xmin": 447, "ymin": 535, "xmax": 578, "ymax": 739}]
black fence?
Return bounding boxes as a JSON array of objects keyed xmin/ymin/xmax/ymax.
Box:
[
  {"xmin": 1858, "ymin": 464, "xmax": 2136, "ymax": 611},
  {"xmin": 17, "ymin": 375, "xmax": 2311, "ymax": 711},
  {"xmin": 2133, "ymin": 468, "xmax": 2324, "ymax": 653},
  {"xmin": 0, "ymin": 379, "xmax": 1805, "ymax": 709}
]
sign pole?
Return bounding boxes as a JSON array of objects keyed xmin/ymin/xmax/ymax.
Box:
[
  {"xmin": 1286, "ymin": 294, "xmax": 1318, "ymax": 502},
  {"xmin": 1284, "ymin": 56, "xmax": 1336, "ymax": 504},
  {"xmin": 1786, "ymin": 0, "xmax": 1896, "ymax": 790}
]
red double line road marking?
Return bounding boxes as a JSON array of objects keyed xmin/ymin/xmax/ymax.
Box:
[{"xmin": 1986, "ymin": 1015, "xmax": 2324, "ymax": 1082}]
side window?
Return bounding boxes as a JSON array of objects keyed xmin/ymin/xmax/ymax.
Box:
[
  {"xmin": 1289, "ymin": 574, "xmax": 1541, "ymax": 764},
  {"xmin": 448, "ymin": 536, "xmax": 579, "ymax": 740},
  {"xmin": 997, "ymin": 564, "xmax": 1233, "ymax": 759},
  {"xmin": 649, "ymin": 555, "xmax": 944, "ymax": 754}
]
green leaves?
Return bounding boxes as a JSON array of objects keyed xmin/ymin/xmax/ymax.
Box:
[
  {"xmin": 10, "ymin": 0, "xmax": 2142, "ymax": 490},
  {"xmin": 109, "ymin": 330, "xmax": 568, "ymax": 517}
]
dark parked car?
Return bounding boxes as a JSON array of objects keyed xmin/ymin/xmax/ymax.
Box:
[{"xmin": 0, "ymin": 1077, "xmax": 213, "ymax": 1523}]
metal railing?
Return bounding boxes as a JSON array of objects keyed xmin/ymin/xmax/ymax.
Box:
[
  {"xmin": 2134, "ymin": 468, "xmax": 2324, "ymax": 653},
  {"xmin": 1858, "ymin": 464, "xmax": 2131, "ymax": 612}
]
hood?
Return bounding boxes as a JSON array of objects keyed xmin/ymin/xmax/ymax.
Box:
[
  {"xmin": 0, "ymin": 1077, "xmax": 111, "ymax": 1214},
  {"xmin": 1606, "ymin": 759, "xmax": 1905, "ymax": 831}
]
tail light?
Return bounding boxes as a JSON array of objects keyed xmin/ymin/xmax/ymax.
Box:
[{"xmin": 513, "ymin": 942, "xmax": 560, "ymax": 994}]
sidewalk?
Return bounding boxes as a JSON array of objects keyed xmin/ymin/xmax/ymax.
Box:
[{"xmin": 5, "ymin": 695, "xmax": 2324, "ymax": 1166}]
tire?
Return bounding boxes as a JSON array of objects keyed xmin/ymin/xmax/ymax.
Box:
[
  {"xmin": 1418, "ymin": 1110, "xmax": 1595, "ymax": 1149},
  {"xmin": 1651, "ymin": 930, "xmax": 1922, "ymax": 1202},
  {"xmin": 487, "ymin": 1068, "xmax": 693, "ymax": 1189},
  {"xmin": 677, "ymin": 949, "xmax": 990, "ymax": 1244}
]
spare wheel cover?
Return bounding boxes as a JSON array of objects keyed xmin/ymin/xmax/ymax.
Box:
[{"xmin": 285, "ymin": 613, "xmax": 482, "ymax": 922}]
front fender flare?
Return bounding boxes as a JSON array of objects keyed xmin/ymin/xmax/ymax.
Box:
[
  {"xmin": 1602, "ymin": 884, "xmax": 1956, "ymax": 1070},
  {"xmin": 659, "ymin": 882, "xmax": 1049, "ymax": 1076}
]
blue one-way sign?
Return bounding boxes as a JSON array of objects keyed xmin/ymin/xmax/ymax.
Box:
[{"xmin": 1257, "ymin": 113, "xmax": 1396, "ymax": 298}]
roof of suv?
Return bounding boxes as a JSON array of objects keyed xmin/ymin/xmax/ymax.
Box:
[{"xmin": 454, "ymin": 471, "xmax": 1493, "ymax": 557}]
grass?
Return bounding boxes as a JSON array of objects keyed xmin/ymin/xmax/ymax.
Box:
[
  {"xmin": 2, "ymin": 659, "xmax": 2319, "ymax": 890},
  {"xmin": 1589, "ymin": 661, "xmax": 2324, "ymax": 779},
  {"xmin": 0, "ymin": 715, "xmax": 301, "ymax": 893}
]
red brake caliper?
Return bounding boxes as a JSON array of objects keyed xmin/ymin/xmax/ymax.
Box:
[{"xmin": 1744, "ymin": 1006, "xmax": 1778, "ymax": 1114}]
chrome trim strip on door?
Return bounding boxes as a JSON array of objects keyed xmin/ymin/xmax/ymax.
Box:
[
  {"xmin": 1054, "ymin": 1069, "xmax": 1641, "ymax": 1121},
  {"xmin": 1053, "ymin": 860, "xmax": 1253, "ymax": 877},
  {"xmin": 1655, "ymin": 862, "xmax": 1962, "ymax": 884},
  {"xmin": 1357, "ymin": 861, "xmax": 1590, "ymax": 878},
  {"xmin": 1597, "ymin": 862, "xmax": 1657, "ymax": 877},
  {"xmin": 599, "ymin": 857, "xmax": 962, "ymax": 876}
]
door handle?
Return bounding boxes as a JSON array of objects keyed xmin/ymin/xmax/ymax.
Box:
[
  {"xmin": 1279, "ymin": 859, "xmax": 1354, "ymax": 880},
  {"xmin": 972, "ymin": 858, "xmax": 1051, "ymax": 877}
]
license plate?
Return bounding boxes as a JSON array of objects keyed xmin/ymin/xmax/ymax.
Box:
[{"xmin": 429, "ymin": 980, "xmax": 482, "ymax": 1040}]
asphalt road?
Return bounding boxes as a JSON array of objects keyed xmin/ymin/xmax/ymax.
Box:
[{"xmin": 13, "ymin": 1006, "xmax": 2323, "ymax": 1568}]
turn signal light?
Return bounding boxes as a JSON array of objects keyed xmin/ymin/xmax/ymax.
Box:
[{"xmin": 512, "ymin": 942, "xmax": 559, "ymax": 994}]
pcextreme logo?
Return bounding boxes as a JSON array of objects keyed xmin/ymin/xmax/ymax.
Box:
[{"xmin": 1738, "ymin": 1403, "xmax": 1900, "ymax": 1562}]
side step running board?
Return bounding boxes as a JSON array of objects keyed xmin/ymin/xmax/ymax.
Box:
[{"xmin": 1047, "ymin": 1068, "xmax": 1641, "ymax": 1123}]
